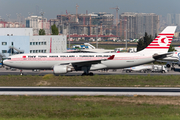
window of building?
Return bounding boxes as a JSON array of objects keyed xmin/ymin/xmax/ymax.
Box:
[
  {"xmin": 44, "ymin": 42, "xmax": 46, "ymax": 45},
  {"xmin": 36, "ymin": 42, "xmax": 38, "ymax": 45},
  {"xmin": 33, "ymin": 42, "xmax": 35, "ymax": 45},
  {"xmin": 2, "ymin": 50, "xmax": 7, "ymax": 53},
  {"xmin": 2, "ymin": 42, "xmax": 7, "ymax": 45}
]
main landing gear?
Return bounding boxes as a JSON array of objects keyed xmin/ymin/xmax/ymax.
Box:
[
  {"xmin": 81, "ymin": 66, "xmax": 94, "ymax": 76},
  {"xmin": 81, "ymin": 72, "xmax": 94, "ymax": 76}
]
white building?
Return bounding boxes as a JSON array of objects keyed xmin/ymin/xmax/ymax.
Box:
[
  {"xmin": 0, "ymin": 28, "xmax": 67, "ymax": 58},
  {"xmin": 0, "ymin": 28, "xmax": 33, "ymax": 36},
  {"xmin": 25, "ymin": 16, "xmax": 50, "ymax": 35},
  {"xmin": 30, "ymin": 35, "xmax": 67, "ymax": 53}
]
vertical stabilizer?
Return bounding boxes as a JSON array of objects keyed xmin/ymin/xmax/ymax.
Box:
[{"xmin": 138, "ymin": 26, "xmax": 177, "ymax": 54}]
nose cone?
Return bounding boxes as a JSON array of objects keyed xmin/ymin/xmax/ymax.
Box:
[{"xmin": 3, "ymin": 60, "xmax": 9, "ymax": 66}]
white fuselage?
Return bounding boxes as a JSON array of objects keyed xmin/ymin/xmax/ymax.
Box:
[{"xmin": 3, "ymin": 52, "xmax": 154, "ymax": 70}]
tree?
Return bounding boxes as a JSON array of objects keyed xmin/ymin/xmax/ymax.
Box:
[
  {"xmin": 0, "ymin": 53, "xmax": 5, "ymax": 61},
  {"xmin": 51, "ymin": 24, "xmax": 59, "ymax": 35},
  {"xmin": 137, "ymin": 32, "xmax": 153, "ymax": 52},
  {"xmin": 39, "ymin": 29, "xmax": 46, "ymax": 35},
  {"xmin": 168, "ymin": 45, "xmax": 176, "ymax": 52}
]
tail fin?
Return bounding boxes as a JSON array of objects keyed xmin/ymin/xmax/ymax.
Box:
[{"xmin": 138, "ymin": 26, "xmax": 177, "ymax": 54}]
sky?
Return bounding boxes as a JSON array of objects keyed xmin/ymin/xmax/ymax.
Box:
[{"xmin": 0, "ymin": 0, "xmax": 179, "ymax": 21}]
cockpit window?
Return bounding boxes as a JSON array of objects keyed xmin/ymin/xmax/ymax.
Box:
[{"xmin": 5, "ymin": 58, "xmax": 11, "ymax": 60}]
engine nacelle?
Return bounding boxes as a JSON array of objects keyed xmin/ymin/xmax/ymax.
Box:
[
  {"xmin": 53, "ymin": 65, "xmax": 72, "ymax": 75},
  {"xmin": 166, "ymin": 63, "xmax": 171, "ymax": 68}
]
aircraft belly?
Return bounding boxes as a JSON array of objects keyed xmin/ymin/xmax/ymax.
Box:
[
  {"xmin": 8, "ymin": 61, "xmax": 59, "ymax": 69},
  {"xmin": 103, "ymin": 58, "xmax": 154, "ymax": 69}
]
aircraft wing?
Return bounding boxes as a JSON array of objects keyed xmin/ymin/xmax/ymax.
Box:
[{"xmin": 60, "ymin": 55, "xmax": 115, "ymax": 66}]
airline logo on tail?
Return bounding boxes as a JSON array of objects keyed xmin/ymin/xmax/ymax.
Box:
[
  {"xmin": 158, "ymin": 36, "xmax": 169, "ymax": 47},
  {"xmin": 147, "ymin": 33, "xmax": 174, "ymax": 49}
]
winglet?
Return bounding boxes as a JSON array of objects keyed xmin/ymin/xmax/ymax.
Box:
[{"xmin": 107, "ymin": 55, "xmax": 115, "ymax": 60}]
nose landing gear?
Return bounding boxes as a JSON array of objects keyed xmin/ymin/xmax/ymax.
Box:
[{"xmin": 20, "ymin": 70, "xmax": 23, "ymax": 76}]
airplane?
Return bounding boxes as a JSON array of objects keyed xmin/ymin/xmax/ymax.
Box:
[
  {"xmin": 158, "ymin": 51, "xmax": 180, "ymax": 70},
  {"xmin": 3, "ymin": 26, "xmax": 177, "ymax": 76}
]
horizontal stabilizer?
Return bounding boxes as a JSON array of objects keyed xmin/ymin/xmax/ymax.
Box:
[
  {"xmin": 107, "ymin": 55, "xmax": 115, "ymax": 60},
  {"xmin": 153, "ymin": 52, "xmax": 173, "ymax": 60}
]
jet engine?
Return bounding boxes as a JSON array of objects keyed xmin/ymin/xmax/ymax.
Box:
[
  {"xmin": 53, "ymin": 65, "xmax": 73, "ymax": 75},
  {"xmin": 178, "ymin": 61, "xmax": 180, "ymax": 67},
  {"xmin": 166, "ymin": 62, "xmax": 171, "ymax": 68}
]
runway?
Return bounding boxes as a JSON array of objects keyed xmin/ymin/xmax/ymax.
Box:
[
  {"xmin": 1, "ymin": 67, "xmax": 180, "ymax": 76},
  {"xmin": 1, "ymin": 87, "xmax": 180, "ymax": 96}
]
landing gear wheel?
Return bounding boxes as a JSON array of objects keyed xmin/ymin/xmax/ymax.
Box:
[
  {"xmin": 81, "ymin": 73, "xmax": 87, "ymax": 76},
  {"xmin": 19, "ymin": 70, "xmax": 23, "ymax": 76},
  {"xmin": 89, "ymin": 72, "xmax": 94, "ymax": 76},
  {"xmin": 20, "ymin": 73, "xmax": 23, "ymax": 76},
  {"xmin": 81, "ymin": 72, "xmax": 94, "ymax": 76}
]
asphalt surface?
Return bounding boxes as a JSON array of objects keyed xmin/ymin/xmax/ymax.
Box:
[
  {"xmin": 1, "ymin": 67, "xmax": 180, "ymax": 96},
  {"xmin": 0, "ymin": 67, "xmax": 180, "ymax": 76},
  {"xmin": 0, "ymin": 87, "xmax": 180, "ymax": 96}
]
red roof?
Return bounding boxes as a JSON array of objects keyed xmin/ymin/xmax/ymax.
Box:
[{"xmin": 70, "ymin": 34, "xmax": 118, "ymax": 38}]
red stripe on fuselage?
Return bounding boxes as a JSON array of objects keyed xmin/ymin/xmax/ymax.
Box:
[{"xmin": 8, "ymin": 56, "xmax": 151, "ymax": 61}]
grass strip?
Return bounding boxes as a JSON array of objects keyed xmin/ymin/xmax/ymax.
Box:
[
  {"xmin": 0, "ymin": 96, "xmax": 180, "ymax": 119},
  {"xmin": 0, "ymin": 74, "xmax": 179, "ymax": 87}
]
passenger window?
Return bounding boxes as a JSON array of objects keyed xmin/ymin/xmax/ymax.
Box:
[
  {"xmin": 60, "ymin": 55, "xmax": 67, "ymax": 57},
  {"xmin": 96, "ymin": 55, "xmax": 102, "ymax": 57},
  {"xmin": 38, "ymin": 56, "xmax": 47, "ymax": 58},
  {"xmin": 69, "ymin": 55, "xmax": 75, "ymax": 57},
  {"xmin": 49, "ymin": 56, "xmax": 58, "ymax": 57},
  {"xmin": 103, "ymin": 55, "xmax": 109, "ymax": 57}
]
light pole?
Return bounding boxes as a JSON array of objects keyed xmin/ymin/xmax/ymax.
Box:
[
  {"xmin": 16, "ymin": 13, "xmax": 21, "ymax": 27},
  {"xmin": 6, "ymin": 14, "xmax": 11, "ymax": 28},
  {"xmin": 28, "ymin": 12, "xmax": 33, "ymax": 28},
  {"xmin": 68, "ymin": 23, "xmax": 70, "ymax": 49},
  {"xmin": 125, "ymin": 19, "xmax": 128, "ymax": 51},
  {"xmin": 40, "ymin": 11, "xmax": 45, "ymax": 30},
  {"xmin": 96, "ymin": 24, "xmax": 98, "ymax": 48}
]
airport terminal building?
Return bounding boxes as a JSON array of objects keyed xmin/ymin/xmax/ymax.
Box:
[{"xmin": 0, "ymin": 28, "xmax": 67, "ymax": 58}]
